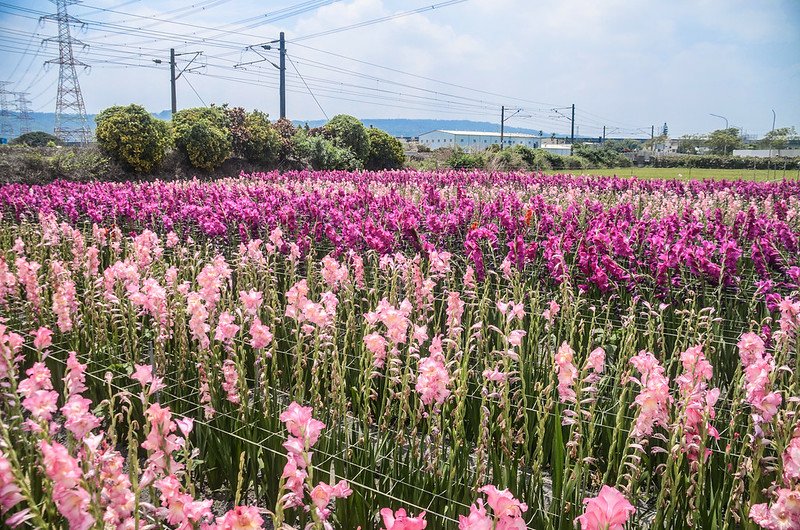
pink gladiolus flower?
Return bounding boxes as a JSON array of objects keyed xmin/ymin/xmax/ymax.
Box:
[
  {"xmin": 555, "ymin": 342, "xmax": 578, "ymax": 404},
  {"xmin": 217, "ymin": 505, "xmax": 264, "ymax": 530},
  {"xmin": 280, "ymin": 402, "xmax": 325, "ymax": 447},
  {"xmin": 215, "ymin": 311, "xmax": 240, "ymax": 343},
  {"xmin": 364, "ymin": 332, "xmax": 389, "ymax": 368},
  {"xmin": 0, "ymin": 451, "xmax": 23, "ymax": 520},
  {"xmin": 61, "ymin": 395, "xmax": 101, "ymax": 440},
  {"xmin": 783, "ymin": 433, "xmax": 800, "ymax": 483},
  {"xmin": 542, "ymin": 299, "xmax": 560, "ymax": 324},
  {"xmin": 249, "ymin": 319, "xmax": 273, "ymax": 351},
  {"xmin": 239, "ymin": 289, "xmax": 263, "ymax": 317},
  {"xmin": 416, "ymin": 352, "xmax": 451, "ymax": 406},
  {"xmin": 587, "ymin": 347, "xmax": 605, "ymax": 373},
  {"xmin": 222, "ymin": 359, "xmax": 241, "ymax": 405},
  {"xmin": 629, "ymin": 350, "xmax": 672, "ymax": 440},
  {"xmin": 32, "ymin": 327, "xmax": 52, "ymax": 351},
  {"xmin": 575, "ymin": 485, "xmax": 635, "ymax": 530},
  {"xmin": 478, "ymin": 485, "xmax": 528, "ymax": 519},
  {"xmin": 458, "ymin": 498, "xmax": 492, "ymax": 530},
  {"xmin": 380, "ymin": 508, "xmax": 428, "ymax": 530},
  {"xmin": 749, "ymin": 487, "xmax": 800, "ymax": 530},
  {"xmin": 507, "ymin": 330, "xmax": 526, "ymax": 347},
  {"xmin": 175, "ymin": 417, "xmax": 194, "ymax": 438}
]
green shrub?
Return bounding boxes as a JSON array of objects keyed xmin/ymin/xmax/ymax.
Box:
[
  {"xmin": 365, "ymin": 128, "xmax": 405, "ymax": 170},
  {"xmin": 242, "ymin": 111, "xmax": 280, "ymax": 166},
  {"xmin": 324, "ymin": 114, "xmax": 370, "ymax": 163},
  {"xmin": 293, "ymin": 130, "xmax": 361, "ymax": 170},
  {"xmin": 10, "ymin": 131, "xmax": 62, "ymax": 147},
  {"xmin": 447, "ymin": 148, "xmax": 484, "ymax": 169},
  {"xmin": 485, "ymin": 148, "xmax": 527, "ymax": 171},
  {"xmin": 173, "ymin": 107, "xmax": 231, "ymax": 170},
  {"xmin": 95, "ymin": 104, "xmax": 171, "ymax": 173}
]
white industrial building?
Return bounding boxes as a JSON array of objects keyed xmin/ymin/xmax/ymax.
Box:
[{"xmin": 418, "ymin": 130, "xmax": 544, "ymax": 151}]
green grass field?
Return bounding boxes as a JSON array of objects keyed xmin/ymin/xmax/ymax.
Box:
[{"xmin": 576, "ymin": 166, "xmax": 800, "ymax": 181}]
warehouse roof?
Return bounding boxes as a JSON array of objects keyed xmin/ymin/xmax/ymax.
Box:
[{"xmin": 420, "ymin": 129, "xmax": 542, "ymax": 138}]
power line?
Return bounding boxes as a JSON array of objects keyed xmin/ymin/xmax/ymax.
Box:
[
  {"xmin": 286, "ymin": 52, "xmax": 327, "ymax": 119},
  {"xmin": 291, "ymin": 0, "xmax": 467, "ymax": 41}
]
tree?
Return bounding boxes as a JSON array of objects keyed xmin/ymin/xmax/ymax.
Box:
[
  {"xmin": 292, "ymin": 130, "xmax": 361, "ymax": 170},
  {"xmin": 365, "ymin": 128, "xmax": 405, "ymax": 170},
  {"xmin": 643, "ymin": 134, "xmax": 668, "ymax": 151},
  {"xmin": 677, "ymin": 135, "xmax": 703, "ymax": 155},
  {"xmin": 95, "ymin": 104, "xmax": 172, "ymax": 173},
  {"xmin": 323, "ymin": 115, "xmax": 370, "ymax": 163},
  {"xmin": 173, "ymin": 106, "xmax": 231, "ymax": 170},
  {"xmin": 9, "ymin": 131, "xmax": 62, "ymax": 147},
  {"xmin": 759, "ymin": 127, "xmax": 796, "ymax": 151},
  {"xmin": 241, "ymin": 111, "xmax": 281, "ymax": 166},
  {"xmin": 706, "ymin": 127, "xmax": 743, "ymax": 156}
]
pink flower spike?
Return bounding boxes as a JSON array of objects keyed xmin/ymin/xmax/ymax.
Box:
[
  {"xmin": 380, "ymin": 507, "xmax": 427, "ymax": 530},
  {"xmin": 32, "ymin": 327, "xmax": 53, "ymax": 351},
  {"xmin": 575, "ymin": 485, "xmax": 635, "ymax": 530},
  {"xmin": 176, "ymin": 417, "xmax": 194, "ymax": 438}
]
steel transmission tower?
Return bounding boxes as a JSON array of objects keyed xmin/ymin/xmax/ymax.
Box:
[
  {"xmin": 43, "ymin": 0, "xmax": 90, "ymax": 145},
  {"xmin": 0, "ymin": 82, "xmax": 14, "ymax": 141},
  {"xmin": 15, "ymin": 93, "xmax": 34, "ymax": 135}
]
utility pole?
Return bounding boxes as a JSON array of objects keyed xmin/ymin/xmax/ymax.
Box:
[
  {"xmin": 570, "ymin": 103, "xmax": 575, "ymax": 154},
  {"xmin": 279, "ymin": 32, "xmax": 286, "ymax": 119},
  {"xmin": 44, "ymin": 0, "xmax": 91, "ymax": 145},
  {"xmin": 235, "ymin": 33, "xmax": 286, "ymax": 119},
  {"xmin": 500, "ymin": 106, "xmax": 504, "ymax": 149},
  {"xmin": 499, "ymin": 105, "xmax": 521, "ymax": 150},
  {"xmin": 650, "ymin": 125, "xmax": 654, "ymax": 139},
  {"xmin": 155, "ymin": 48, "xmax": 203, "ymax": 114},
  {"xmin": 170, "ymin": 48, "xmax": 176, "ymax": 114},
  {"xmin": 602, "ymin": 125, "xmax": 606, "ymax": 143}
]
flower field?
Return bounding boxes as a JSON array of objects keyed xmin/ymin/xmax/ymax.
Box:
[{"xmin": 0, "ymin": 169, "xmax": 799, "ymax": 530}]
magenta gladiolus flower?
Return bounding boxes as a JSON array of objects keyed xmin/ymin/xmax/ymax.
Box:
[{"xmin": 575, "ymin": 485, "xmax": 635, "ymax": 530}]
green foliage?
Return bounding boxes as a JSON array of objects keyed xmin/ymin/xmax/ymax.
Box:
[
  {"xmin": 324, "ymin": 114, "xmax": 370, "ymax": 162},
  {"xmin": 365, "ymin": 128, "xmax": 405, "ymax": 170},
  {"xmin": 292, "ymin": 130, "xmax": 362, "ymax": 170},
  {"xmin": 759, "ymin": 127, "xmax": 797, "ymax": 151},
  {"xmin": 649, "ymin": 154, "xmax": 800, "ymax": 170},
  {"xmin": 677, "ymin": 135, "xmax": 703, "ymax": 155},
  {"xmin": 95, "ymin": 104, "xmax": 172, "ymax": 173},
  {"xmin": 602, "ymin": 138, "xmax": 641, "ymax": 152},
  {"xmin": 9, "ymin": 131, "xmax": 62, "ymax": 147},
  {"xmin": 173, "ymin": 107, "xmax": 232, "ymax": 170},
  {"xmin": 416, "ymin": 143, "xmax": 431, "ymax": 153},
  {"xmin": 446, "ymin": 147, "xmax": 484, "ymax": 169},
  {"xmin": 707, "ymin": 127, "xmax": 744, "ymax": 155},
  {"xmin": 0, "ymin": 145, "xmax": 122, "ymax": 184},
  {"xmin": 573, "ymin": 143, "xmax": 632, "ymax": 168},
  {"xmin": 484, "ymin": 148, "xmax": 527, "ymax": 171},
  {"xmin": 242, "ymin": 111, "xmax": 281, "ymax": 166}
]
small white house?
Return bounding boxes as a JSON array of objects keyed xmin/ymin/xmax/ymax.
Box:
[{"xmin": 418, "ymin": 130, "xmax": 543, "ymax": 151}]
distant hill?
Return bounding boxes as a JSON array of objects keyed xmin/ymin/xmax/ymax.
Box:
[
  {"xmin": 292, "ymin": 118, "xmax": 565, "ymax": 139},
  {"xmin": 3, "ymin": 112, "xmax": 567, "ymax": 141}
]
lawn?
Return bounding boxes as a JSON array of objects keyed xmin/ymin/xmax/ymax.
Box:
[{"xmin": 578, "ymin": 166, "xmax": 800, "ymax": 181}]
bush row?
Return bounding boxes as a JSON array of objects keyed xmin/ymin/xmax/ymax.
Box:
[
  {"xmin": 649, "ymin": 154, "xmax": 800, "ymax": 170},
  {"xmin": 442, "ymin": 144, "xmax": 633, "ymax": 172},
  {"xmin": 94, "ymin": 104, "xmax": 406, "ymax": 173}
]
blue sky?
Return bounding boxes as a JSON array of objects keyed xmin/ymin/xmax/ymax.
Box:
[{"xmin": 0, "ymin": 0, "xmax": 798, "ymax": 137}]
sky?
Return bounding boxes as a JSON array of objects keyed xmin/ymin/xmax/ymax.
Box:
[{"xmin": 0, "ymin": 0, "xmax": 798, "ymax": 137}]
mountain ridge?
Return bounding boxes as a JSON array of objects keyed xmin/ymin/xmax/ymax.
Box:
[{"xmin": 3, "ymin": 112, "xmax": 569, "ymax": 140}]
